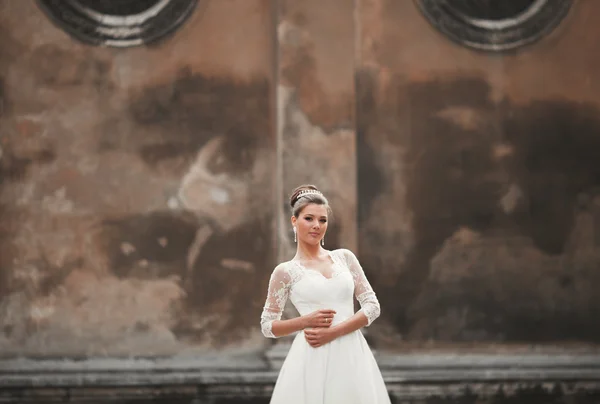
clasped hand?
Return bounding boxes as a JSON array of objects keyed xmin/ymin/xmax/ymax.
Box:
[{"xmin": 303, "ymin": 309, "xmax": 338, "ymax": 348}]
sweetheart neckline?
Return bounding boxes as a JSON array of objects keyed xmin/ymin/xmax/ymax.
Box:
[{"xmin": 290, "ymin": 251, "xmax": 343, "ymax": 280}]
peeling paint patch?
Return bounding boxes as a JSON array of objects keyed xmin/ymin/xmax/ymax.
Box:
[
  {"xmin": 41, "ymin": 187, "xmax": 75, "ymax": 214},
  {"xmin": 209, "ymin": 187, "xmax": 230, "ymax": 204},
  {"xmin": 500, "ymin": 183, "xmax": 524, "ymax": 214}
]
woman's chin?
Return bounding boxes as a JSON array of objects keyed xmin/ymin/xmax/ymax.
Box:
[{"xmin": 302, "ymin": 239, "xmax": 321, "ymax": 246}]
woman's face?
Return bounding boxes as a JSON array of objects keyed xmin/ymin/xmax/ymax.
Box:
[{"xmin": 292, "ymin": 203, "xmax": 328, "ymax": 246}]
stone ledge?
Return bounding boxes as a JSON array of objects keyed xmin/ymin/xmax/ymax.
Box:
[
  {"xmin": 1, "ymin": 354, "xmax": 600, "ymax": 402},
  {"xmin": 1, "ymin": 382, "xmax": 600, "ymax": 403},
  {"xmin": 2, "ymin": 354, "xmax": 600, "ymax": 386}
]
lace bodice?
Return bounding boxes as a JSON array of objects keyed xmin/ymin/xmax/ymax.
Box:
[{"xmin": 260, "ymin": 249, "xmax": 381, "ymax": 338}]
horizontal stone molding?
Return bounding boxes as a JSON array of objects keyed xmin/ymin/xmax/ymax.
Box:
[{"xmin": 2, "ymin": 354, "xmax": 599, "ymax": 387}]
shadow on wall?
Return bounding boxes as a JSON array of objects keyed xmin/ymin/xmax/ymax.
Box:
[{"xmin": 357, "ymin": 74, "xmax": 600, "ymax": 343}]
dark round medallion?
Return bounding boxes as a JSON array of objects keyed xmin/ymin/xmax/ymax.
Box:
[
  {"xmin": 415, "ymin": 0, "xmax": 573, "ymax": 52},
  {"xmin": 36, "ymin": 0, "xmax": 198, "ymax": 47}
]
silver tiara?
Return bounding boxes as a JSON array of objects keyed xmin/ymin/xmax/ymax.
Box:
[{"xmin": 297, "ymin": 189, "xmax": 323, "ymax": 199}]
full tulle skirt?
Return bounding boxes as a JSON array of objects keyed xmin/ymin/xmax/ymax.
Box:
[{"xmin": 270, "ymin": 330, "xmax": 391, "ymax": 404}]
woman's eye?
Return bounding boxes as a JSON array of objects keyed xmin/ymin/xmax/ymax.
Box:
[{"xmin": 320, "ymin": 219, "xmax": 327, "ymax": 223}]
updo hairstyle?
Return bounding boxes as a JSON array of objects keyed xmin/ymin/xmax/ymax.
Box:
[{"xmin": 289, "ymin": 184, "xmax": 332, "ymax": 218}]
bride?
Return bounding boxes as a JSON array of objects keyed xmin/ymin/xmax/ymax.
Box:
[{"xmin": 260, "ymin": 185, "xmax": 391, "ymax": 403}]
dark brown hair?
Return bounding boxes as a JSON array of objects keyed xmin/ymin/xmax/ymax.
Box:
[{"xmin": 289, "ymin": 184, "xmax": 331, "ymax": 218}]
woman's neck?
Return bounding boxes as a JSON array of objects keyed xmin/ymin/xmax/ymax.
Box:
[{"xmin": 294, "ymin": 243, "xmax": 326, "ymax": 261}]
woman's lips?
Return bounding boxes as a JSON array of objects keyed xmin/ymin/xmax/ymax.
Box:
[{"xmin": 309, "ymin": 232, "xmax": 320, "ymax": 237}]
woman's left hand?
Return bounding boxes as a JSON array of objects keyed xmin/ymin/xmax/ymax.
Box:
[{"xmin": 304, "ymin": 327, "xmax": 338, "ymax": 348}]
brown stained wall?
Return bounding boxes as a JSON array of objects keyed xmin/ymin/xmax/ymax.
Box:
[
  {"xmin": 357, "ymin": 0, "xmax": 600, "ymax": 348},
  {"xmin": 1, "ymin": 0, "xmax": 600, "ymax": 361},
  {"xmin": 0, "ymin": 0, "xmax": 276, "ymax": 357},
  {"xmin": 277, "ymin": 0, "xmax": 357, "ymax": 261}
]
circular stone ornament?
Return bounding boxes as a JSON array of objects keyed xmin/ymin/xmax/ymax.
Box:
[
  {"xmin": 36, "ymin": 0, "xmax": 198, "ymax": 47},
  {"xmin": 415, "ymin": 0, "xmax": 573, "ymax": 52}
]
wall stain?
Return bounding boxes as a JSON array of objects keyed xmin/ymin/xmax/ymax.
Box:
[
  {"xmin": 0, "ymin": 144, "xmax": 56, "ymax": 182},
  {"xmin": 95, "ymin": 66, "xmax": 276, "ymax": 345},
  {"xmin": 0, "ymin": 23, "xmax": 25, "ymax": 76},
  {"xmin": 127, "ymin": 68, "xmax": 271, "ymax": 176},
  {"xmin": 279, "ymin": 18, "xmax": 353, "ymax": 131},
  {"xmin": 173, "ymin": 215, "xmax": 273, "ymax": 346},
  {"xmin": 358, "ymin": 73, "xmax": 600, "ymax": 342},
  {"xmin": 504, "ymin": 100, "xmax": 600, "ymax": 254},
  {"xmin": 99, "ymin": 69, "xmax": 276, "ymax": 345},
  {"xmin": 1, "ymin": 63, "xmax": 274, "ymax": 350},
  {"xmin": 0, "ymin": 201, "xmax": 12, "ymax": 299},
  {"xmin": 99, "ymin": 211, "xmax": 201, "ymax": 280},
  {"xmin": 28, "ymin": 44, "xmax": 112, "ymax": 90},
  {"xmin": 0, "ymin": 3, "xmax": 281, "ymax": 355},
  {"xmin": 0, "ymin": 124, "xmax": 56, "ymax": 300},
  {"xmin": 355, "ymin": 70, "xmax": 386, "ymax": 224}
]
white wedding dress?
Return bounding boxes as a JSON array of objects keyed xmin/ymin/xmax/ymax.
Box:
[{"xmin": 260, "ymin": 248, "xmax": 390, "ymax": 404}]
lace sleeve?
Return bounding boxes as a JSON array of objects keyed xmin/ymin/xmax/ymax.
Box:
[
  {"xmin": 260, "ymin": 264, "xmax": 292, "ymax": 338},
  {"xmin": 342, "ymin": 249, "xmax": 381, "ymax": 326}
]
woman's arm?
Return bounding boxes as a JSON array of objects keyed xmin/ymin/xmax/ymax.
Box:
[
  {"xmin": 331, "ymin": 310, "xmax": 369, "ymax": 337},
  {"xmin": 260, "ymin": 264, "xmax": 293, "ymax": 338},
  {"xmin": 261, "ymin": 264, "xmax": 336, "ymax": 338},
  {"xmin": 344, "ymin": 248, "xmax": 381, "ymax": 326},
  {"xmin": 270, "ymin": 316, "xmax": 308, "ymax": 338}
]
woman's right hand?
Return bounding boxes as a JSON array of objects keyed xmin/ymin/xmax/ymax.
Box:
[{"xmin": 302, "ymin": 309, "xmax": 336, "ymax": 328}]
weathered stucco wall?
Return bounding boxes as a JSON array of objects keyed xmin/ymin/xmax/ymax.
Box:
[
  {"xmin": 1, "ymin": 0, "xmax": 599, "ymax": 362},
  {"xmin": 357, "ymin": 0, "xmax": 600, "ymax": 349},
  {"xmin": 0, "ymin": 0, "xmax": 276, "ymax": 357},
  {"xmin": 277, "ymin": 0, "xmax": 357, "ymax": 262}
]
